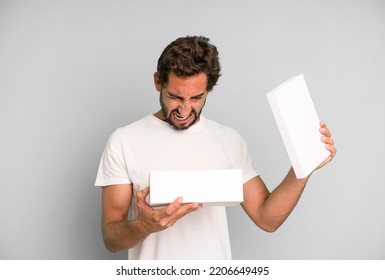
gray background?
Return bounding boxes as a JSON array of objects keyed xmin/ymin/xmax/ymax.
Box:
[{"xmin": 1, "ymin": 0, "xmax": 384, "ymax": 259}]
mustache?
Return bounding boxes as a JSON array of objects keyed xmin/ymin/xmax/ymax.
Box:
[{"xmin": 170, "ymin": 108, "xmax": 197, "ymax": 118}]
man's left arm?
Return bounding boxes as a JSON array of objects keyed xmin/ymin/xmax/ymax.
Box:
[{"xmin": 241, "ymin": 121, "xmax": 336, "ymax": 232}]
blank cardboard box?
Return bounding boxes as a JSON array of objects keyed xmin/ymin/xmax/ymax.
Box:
[
  {"xmin": 267, "ymin": 74, "xmax": 330, "ymax": 178},
  {"xmin": 149, "ymin": 169, "xmax": 243, "ymax": 206}
]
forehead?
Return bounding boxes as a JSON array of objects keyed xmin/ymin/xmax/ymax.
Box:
[{"xmin": 166, "ymin": 72, "xmax": 208, "ymax": 95}]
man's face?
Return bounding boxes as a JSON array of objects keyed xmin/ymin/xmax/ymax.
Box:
[{"xmin": 154, "ymin": 72, "xmax": 208, "ymax": 130}]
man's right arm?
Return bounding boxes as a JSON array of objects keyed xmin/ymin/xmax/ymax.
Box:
[
  {"xmin": 102, "ymin": 184, "xmax": 145, "ymax": 252},
  {"xmin": 102, "ymin": 184, "xmax": 202, "ymax": 252}
]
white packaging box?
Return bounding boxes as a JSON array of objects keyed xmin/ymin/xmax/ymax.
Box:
[
  {"xmin": 149, "ymin": 169, "xmax": 243, "ymax": 207},
  {"xmin": 266, "ymin": 74, "xmax": 330, "ymax": 178}
]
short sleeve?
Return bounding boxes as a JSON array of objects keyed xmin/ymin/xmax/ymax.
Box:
[
  {"xmin": 94, "ymin": 130, "xmax": 132, "ymax": 187},
  {"xmin": 225, "ymin": 128, "xmax": 259, "ymax": 184}
]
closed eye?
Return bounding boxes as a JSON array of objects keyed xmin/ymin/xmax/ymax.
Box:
[
  {"xmin": 191, "ymin": 93, "xmax": 205, "ymax": 101},
  {"xmin": 167, "ymin": 92, "xmax": 206, "ymax": 102},
  {"xmin": 167, "ymin": 93, "xmax": 183, "ymax": 100}
]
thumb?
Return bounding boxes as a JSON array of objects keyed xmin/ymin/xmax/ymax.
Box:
[
  {"xmin": 137, "ymin": 186, "xmax": 150, "ymax": 201},
  {"xmin": 142, "ymin": 186, "xmax": 150, "ymax": 197}
]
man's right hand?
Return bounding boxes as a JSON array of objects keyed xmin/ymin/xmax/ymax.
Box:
[{"xmin": 136, "ymin": 186, "xmax": 202, "ymax": 235}]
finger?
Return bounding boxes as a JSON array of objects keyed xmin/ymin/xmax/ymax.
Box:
[
  {"xmin": 171, "ymin": 203, "xmax": 202, "ymax": 225},
  {"xmin": 321, "ymin": 136, "xmax": 334, "ymax": 145},
  {"xmin": 319, "ymin": 121, "xmax": 332, "ymax": 136},
  {"xmin": 159, "ymin": 196, "xmax": 184, "ymax": 218},
  {"xmin": 319, "ymin": 127, "xmax": 331, "ymax": 138},
  {"xmin": 179, "ymin": 202, "xmax": 202, "ymax": 215},
  {"xmin": 160, "ymin": 202, "xmax": 202, "ymax": 227}
]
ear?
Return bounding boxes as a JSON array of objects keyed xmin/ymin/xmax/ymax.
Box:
[{"xmin": 153, "ymin": 72, "xmax": 162, "ymax": 92}]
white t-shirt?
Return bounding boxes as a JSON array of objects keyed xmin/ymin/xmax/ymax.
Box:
[{"xmin": 95, "ymin": 115, "xmax": 259, "ymax": 259}]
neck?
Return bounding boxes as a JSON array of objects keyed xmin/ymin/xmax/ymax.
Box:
[{"xmin": 153, "ymin": 110, "xmax": 165, "ymax": 121}]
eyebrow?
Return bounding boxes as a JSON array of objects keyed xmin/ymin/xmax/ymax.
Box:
[{"xmin": 168, "ymin": 92, "xmax": 206, "ymax": 99}]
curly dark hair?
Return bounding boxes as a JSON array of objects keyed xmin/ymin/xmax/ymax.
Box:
[{"xmin": 156, "ymin": 36, "xmax": 221, "ymax": 92}]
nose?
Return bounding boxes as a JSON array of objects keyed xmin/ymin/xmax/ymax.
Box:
[{"xmin": 177, "ymin": 100, "xmax": 192, "ymax": 117}]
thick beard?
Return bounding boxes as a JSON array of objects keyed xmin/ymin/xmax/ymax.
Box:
[{"xmin": 159, "ymin": 92, "xmax": 202, "ymax": 130}]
